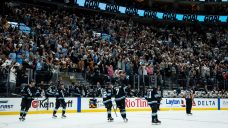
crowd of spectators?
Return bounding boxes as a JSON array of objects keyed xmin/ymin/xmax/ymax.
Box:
[
  {"xmin": 0, "ymin": 2, "xmax": 227, "ymax": 97},
  {"xmin": 164, "ymin": 88, "xmax": 228, "ymax": 98}
]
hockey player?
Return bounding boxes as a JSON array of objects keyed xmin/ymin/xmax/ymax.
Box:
[
  {"xmin": 185, "ymin": 88, "xmax": 194, "ymax": 115},
  {"xmin": 19, "ymin": 80, "xmax": 41, "ymax": 121},
  {"xmin": 145, "ymin": 87, "xmax": 161, "ymax": 124},
  {"xmin": 45, "ymin": 82, "xmax": 57, "ymax": 98},
  {"xmin": 53, "ymin": 83, "xmax": 67, "ymax": 118},
  {"xmin": 113, "ymin": 82, "xmax": 128, "ymax": 122},
  {"xmin": 102, "ymin": 83, "xmax": 114, "ymax": 122}
]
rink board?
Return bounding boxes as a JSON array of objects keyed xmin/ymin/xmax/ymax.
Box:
[
  {"xmin": 80, "ymin": 98, "xmax": 218, "ymax": 112},
  {"xmin": 0, "ymin": 98, "xmax": 78, "ymax": 115},
  {"xmin": 220, "ymin": 99, "xmax": 228, "ymax": 110},
  {"xmin": 0, "ymin": 98, "xmax": 227, "ymax": 115}
]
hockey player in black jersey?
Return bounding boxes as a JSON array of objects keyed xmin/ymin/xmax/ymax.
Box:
[
  {"xmin": 102, "ymin": 83, "xmax": 114, "ymax": 122},
  {"xmin": 45, "ymin": 83, "xmax": 57, "ymax": 98},
  {"xmin": 19, "ymin": 80, "xmax": 41, "ymax": 121},
  {"xmin": 113, "ymin": 83, "xmax": 128, "ymax": 122},
  {"xmin": 53, "ymin": 83, "xmax": 67, "ymax": 118},
  {"xmin": 145, "ymin": 87, "xmax": 161, "ymax": 124}
]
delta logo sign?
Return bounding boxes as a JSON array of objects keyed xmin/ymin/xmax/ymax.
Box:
[{"xmin": 181, "ymin": 99, "xmax": 216, "ymax": 107}]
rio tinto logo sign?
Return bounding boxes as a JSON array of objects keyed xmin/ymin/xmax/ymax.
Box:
[{"xmin": 125, "ymin": 98, "xmax": 149, "ymax": 108}]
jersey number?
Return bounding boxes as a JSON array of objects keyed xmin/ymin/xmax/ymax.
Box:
[
  {"xmin": 147, "ymin": 91, "xmax": 151, "ymax": 98},
  {"xmin": 116, "ymin": 88, "xmax": 119, "ymax": 95}
]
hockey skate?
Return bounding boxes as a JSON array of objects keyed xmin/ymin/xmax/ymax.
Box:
[
  {"xmin": 156, "ymin": 119, "xmax": 161, "ymax": 124},
  {"xmin": 152, "ymin": 119, "xmax": 161, "ymax": 125},
  {"xmin": 52, "ymin": 114, "xmax": 57, "ymax": 119},
  {"xmin": 187, "ymin": 113, "xmax": 193, "ymax": 116},
  {"xmin": 19, "ymin": 116, "xmax": 25, "ymax": 121},
  {"xmin": 61, "ymin": 114, "xmax": 67, "ymax": 119},
  {"xmin": 123, "ymin": 118, "xmax": 128, "ymax": 122},
  {"xmin": 107, "ymin": 117, "xmax": 114, "ymax": 122}
]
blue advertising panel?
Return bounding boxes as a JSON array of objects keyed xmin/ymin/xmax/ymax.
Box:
[{"xmin": 76, "ymin": 0, "xmax": 228, "ymax": 23}]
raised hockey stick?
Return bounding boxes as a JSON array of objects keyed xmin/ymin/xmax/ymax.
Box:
[
  {"xmin": 34, "ymin": 97, "xmax": 49, "ymax": 111},
  {"xmin": 102, "ymin": 99, "xmax": 118, "ymax": 117},
  {"xmin": 38, "ymin": 97, "xmax": 48, "ymax": 103},
  {"xmin": 11, "ymin": 93, "xmax": 21, "ymax": 97},
  {"xmin": 11, "ymin": 93, "xmax": 48, "ymax": 102}
]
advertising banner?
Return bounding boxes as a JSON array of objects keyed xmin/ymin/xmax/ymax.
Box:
[
  {"xmin": 81, "ymin": 98, "xmax": 151, "ymax": 110},
  {"xmin": 81, "ymin": 97, "xmax": 219, "ymax": 112},
  {"xmin": 30, "ymin": 98, "xmax": 77, "ymax": 111},
  {"xmin": 165, "ymin": 98, "xmax": 218, "ymax": 109},
  {"xmin": 125, "ymin": 98, "xmax": 149, "ymax": 108},
  {"xmin": 81, "ymin": 98, "xmax": 106, "ymax": 111},
  {"xmin": 160, "ymin": 98, "xmax": 183, "ymax": 108},
  {"xmin": 220, "ymin": 99, "xmax": 228, "ymax": 109},
  {"xmin": 0, "ymin": 98, "xmax": 21, "ymax": 112},
  {"xmin": 81, "ymin": 98, "xmax": 148, "ymax": 112},
  {"xmin": 0, "ymin": 97, "xmax": 226, "ymax": 115},
  {"xmin": 75, "ymin": 0, "xmax": 228, "ymax": 23},
  {"xmin": 0, "ymin": 98, "xmax": 77, "ymax": 115},
  {"xmin": 192, "ymin": 98, "xmax": 217, "ymax": 108}
]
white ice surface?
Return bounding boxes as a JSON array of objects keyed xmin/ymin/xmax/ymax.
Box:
[{"xmin": 0, "ymin": 111, "xmax": 228, "ymax": 128}]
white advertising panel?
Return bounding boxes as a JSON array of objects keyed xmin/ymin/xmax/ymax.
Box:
[
  {"xmin": 0, "ymin": 98, "xmax": 21, "ymax": 112},
  {"xmin": 192, "ymin": 98, "xmax": 218, "ymax": 108},
  {"xmin": 30, "ymin": 98, "xmax": 77, "ymax": 111},
  {"xmin": 81, "ymin": 98, "xmax": 106, "ymax": 110},
  {"xmin": 0, "ymin": 98, "xmax": 77, "ymax": 113},
  {"xmin": 81, "ymin": 98, "xmax": 149, "ymax": 112},
  {"xmin": 220, "ymin": 99, "xmax": 228, "ymax": 108},
  {"xmin": 160, "ymin": 98, "xmax": 183, "ymax": 108},
  {"xmin": 125, "ymin": 98, "xmax": 149, "ymax": 108}
]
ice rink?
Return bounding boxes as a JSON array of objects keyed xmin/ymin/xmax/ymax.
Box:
[{"xmin": 0, "ymin": 111, "xmax": 228, "ymax": 128}]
